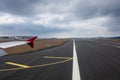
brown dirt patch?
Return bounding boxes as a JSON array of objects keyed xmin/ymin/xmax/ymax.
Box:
[
  {"xmin": 3, "ymin": 39, "xmax": 68, "ymax": 55},
  {"xmin": 100, "ymin": 39, "xmax": 120, "ymax": 43}
]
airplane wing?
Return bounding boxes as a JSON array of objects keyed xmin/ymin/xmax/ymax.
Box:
[{"xmin": 0, "ymin": 36, "xmax": 37, "ymax": 56}]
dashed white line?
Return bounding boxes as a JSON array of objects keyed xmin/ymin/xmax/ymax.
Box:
[{"xmin": 72, "ymin": 40, "xmax": 81, "ymax": 80}]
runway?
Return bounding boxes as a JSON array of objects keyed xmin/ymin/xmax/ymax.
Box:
[
  {"xmin": 75, "ymin": 39, "xmax": 120, "ymax": 80},
  {"xmin": 0, "ymin": 39, "xmax": 120, "ymax": 80}
]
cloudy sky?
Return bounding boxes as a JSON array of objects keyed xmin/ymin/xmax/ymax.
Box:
[{"xmin": 0, "ymin": 0, "xmax": 119, "ymax": 38}]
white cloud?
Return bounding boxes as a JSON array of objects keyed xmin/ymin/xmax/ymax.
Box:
[
  {"xmin": 0, "ymin": 11, "xmax": 112, "ymax": 37},
  {"xmin": 49, "ymin": 32, "xmax": 75, "ymax": 38},
  {"xmin": 32, "ymin": 13, "xmax": 111, "ymax": 38},
  {"xmin": 33, "ymin": 13, "xmax": 66, "ymax": 25},
  {"xmin": 33, "ymin": 14, "xmax": 110, "ymax": 30},
  {"xmin": 0, "ymin": 13, "xmax": 27, "ymax": 24}
]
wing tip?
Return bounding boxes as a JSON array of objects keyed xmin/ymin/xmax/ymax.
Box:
[
  {"xmin": 27, "ymin": 36, "xmax": 38, "ymax": 48},
  {"xmin": 27, "ymin": 36, "xmax": 38, "ymax": 42}
]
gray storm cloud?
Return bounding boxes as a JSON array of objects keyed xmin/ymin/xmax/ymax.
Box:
[
  {"xmin": 74, "ymin": 0, "xmax": 120, "ymax": 34},
  {"xmin": 0, "ymin": 0, "xmax": 72, "ymax": 16},
  {"xmin": 0, "ymin": 0, "xmax": 43, "ymax": 16},
  {"xmin": 0, "ymin": 0, "xmax": 120, "ymax": 19},
  {"xmin": 73, "ymin": 0, "xmax": 120, "ymax": 20},
  {"xmin": 74, "ymin": 0, "xmax": 120, "ymax": 33},
  {"xmin": 0, "ymin": 0, "xmax": 119, "ymax": 37}
]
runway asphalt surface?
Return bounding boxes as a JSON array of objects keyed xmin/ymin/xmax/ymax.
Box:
[{"xmin": 0, "ymin": 39, "xmax": 120, "ymax": 80}]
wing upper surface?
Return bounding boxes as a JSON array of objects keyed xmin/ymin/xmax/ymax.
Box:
[{"xmin": 0, "ymin": 41, "xmax": 28, "ymax": 49}]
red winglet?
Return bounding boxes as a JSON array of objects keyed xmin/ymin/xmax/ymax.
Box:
[{"xmin": 27, "ymin": 36, "xmax": 37, "ymax": 48}]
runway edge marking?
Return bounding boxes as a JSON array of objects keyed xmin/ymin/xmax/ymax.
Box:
[
  {"xmin": 0, "ymin": 56, "xmax": 72, "ymax": 72},
  {"xmin": 44, "ymin": 56, "xmax": 72, "ymax": 59},
  {"xmin": 72, "ymin": 40, "xmax": 81, "ymax": 80},
  {"xmin": 5, "ymin": 62, "xmax": 31, "ymax": 68}
]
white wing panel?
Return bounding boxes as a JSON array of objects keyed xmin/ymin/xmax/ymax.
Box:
[
  {"xmin": 0, "ymin": 41, "xmax": 28, "ymax": 49},
  {"xmin": 0, "ymin": 49, "xmax": 7, "ymax": 56}
]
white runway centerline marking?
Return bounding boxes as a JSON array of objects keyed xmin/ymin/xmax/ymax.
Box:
[{"xmin": 72, "ymin": 40, "xmax": 81, "ymax": 80}]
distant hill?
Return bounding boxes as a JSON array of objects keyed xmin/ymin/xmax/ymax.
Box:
[{"xmin": 110, "ymin": 36, "xmax": 120, "ymax": 39}]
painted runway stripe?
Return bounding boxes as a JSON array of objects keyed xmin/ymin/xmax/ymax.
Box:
[
  {"xmin": 72, "ymin": 40, "xmax": 81, "ymax": 80},
  {"xmin": 44, "ymin": 56, "xmax": 72, "ymax": 59},
  {"xmin": 5, "ymin": 62, "xmax": 31, "ymax": 68},
  {"xmin": 0, "ymin": 56, "xmax": 72, "ymax": 72}
]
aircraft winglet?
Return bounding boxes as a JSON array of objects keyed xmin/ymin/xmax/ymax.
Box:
[{"xmin": 27, "ymin": 36, "xmax": 37, "ymax": 48}]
